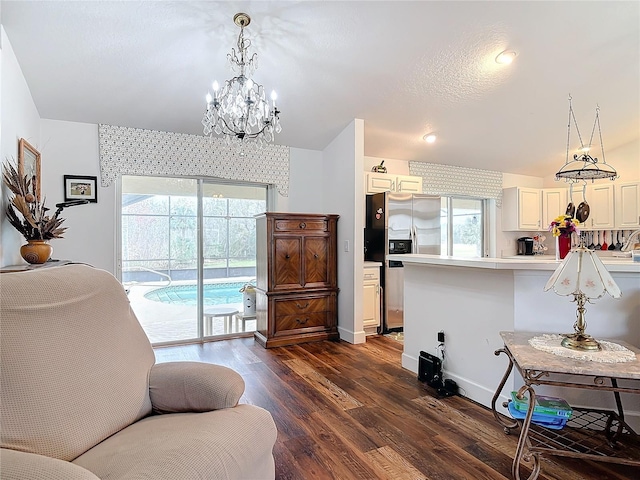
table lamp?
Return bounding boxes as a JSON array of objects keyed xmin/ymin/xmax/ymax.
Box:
[{"xmin": 544, "ymin": 245, "xmax": 621, "ymax": 351}]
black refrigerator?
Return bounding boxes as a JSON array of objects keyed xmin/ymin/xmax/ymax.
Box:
[{"xmin": 364, "ymin": 192, "xmax": 441, "ymax": 332}]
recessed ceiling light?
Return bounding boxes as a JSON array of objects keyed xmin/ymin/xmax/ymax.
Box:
[
  {"xmin": 423, "ymin": 134, "xmax": 437, "ymax": 143},
  {"xmin": 495, "ymin": 50, "xmax": 517, "ymax": 65}
]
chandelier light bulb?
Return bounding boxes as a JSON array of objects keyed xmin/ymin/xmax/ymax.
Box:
[
  {"xmin": 271, "ymin": 90, "xmax": 277, "ymax": 105},
  {"xmin": 423, "ymin": 134, "xmax": 437, "ymax": 143},
  {"xmin": 212, "ymin": 81, "xmax": 219, "ymax": 92},
  {"xmin": 206, "ymin": 92, "xmax": 212, "ymax": 104}
]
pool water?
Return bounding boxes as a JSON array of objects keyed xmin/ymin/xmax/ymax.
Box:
[{"xmin": 144, "ymin": 282, "xmax": 245, "ymax": 306}]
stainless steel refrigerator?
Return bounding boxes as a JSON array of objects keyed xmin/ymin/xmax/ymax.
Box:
[{"xmin": 364, "ymin": 192, "xmax": 441, "ymax": 332}]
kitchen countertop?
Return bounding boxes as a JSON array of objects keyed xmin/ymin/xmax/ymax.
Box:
[
  {"xmin": 387, "ymin": 253, "xmax": 640, "ymax": 273},
  {"xmin": 363, "ymin": 261, "xmax": 383, "ymax": 267}
]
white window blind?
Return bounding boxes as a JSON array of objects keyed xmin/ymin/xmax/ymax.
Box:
[
  {"xmin": 98, "ymin": 124, "xmax": 290, "ymax": 197},
  {"xmin": 409, "ymin": 161, "xmax": 503, "ymax": 206}
]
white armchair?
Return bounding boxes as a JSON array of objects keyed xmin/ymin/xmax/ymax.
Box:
[{"xmin": 0, "ymin": 264, "xmax": 277, "ymax": 479}]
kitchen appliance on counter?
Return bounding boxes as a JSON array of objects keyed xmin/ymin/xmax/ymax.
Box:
[
  {"xmin": 364, "ymin": 192, "xmax": 441, "ymax": 332},
  {"xmin": 517, "ymin": 237, "xmax": 535, "ymax": 255}
]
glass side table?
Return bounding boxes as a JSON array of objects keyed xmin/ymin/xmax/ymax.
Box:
[{"xmin": 492, "ymin": 331, "xmax": 640, "ymax": 480}]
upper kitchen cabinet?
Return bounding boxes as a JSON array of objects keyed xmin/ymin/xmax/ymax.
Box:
[
  {"xmin": 559, "ymin": 183, "xmax": 614, "ymax": 230},
  {"xmin": 586, "ymin": 183, "xmax": 615, "ymax": 230},
  {"xmin": 615, "ymin": 181, "xmax": 640, "ymax": 229},
  {"xmin": 365, "ymin": 172, "xmax": 423, "ymax": 194},
  {"xmin": 502, "ymin": 187, "xmax": 542, "ymax": 231},
  {"xmin": 541, "ymin": 188, "xmax": 568, "ymax": 229}
]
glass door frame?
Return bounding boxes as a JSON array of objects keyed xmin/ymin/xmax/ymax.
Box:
[{"xmin": 116, "ymin": 175, "xmax": 271, "ymax": 346}]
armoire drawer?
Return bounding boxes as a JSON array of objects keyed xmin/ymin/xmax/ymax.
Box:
[
  {"xmin": 275, "ymin": 312, "xmax": 328, "ymax": 332},
  {"xmin": 274, "ymin": 218, "xmax": 327, "ymax": 232},
  {"xmin": 273, "ymin": 297, "xmax": 328, "ymax": 316}
]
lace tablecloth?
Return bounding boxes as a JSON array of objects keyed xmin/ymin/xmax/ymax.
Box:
[{"xmin": 528, "ymin": 334, "xmax": 636, "ymax": 363}]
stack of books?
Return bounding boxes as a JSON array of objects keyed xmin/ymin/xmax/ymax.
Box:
[{"xmin": 508, "ymin": 391, "xmax": 573, "ymax": 430}]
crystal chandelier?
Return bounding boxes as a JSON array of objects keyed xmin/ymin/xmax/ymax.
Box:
[
  {"xmin": 202, "ymin": 13, "xmax": 281, "ymax": 150},
  {"xmin": 555, "ymin": 95, "xmax": 617, "ymax": 182}
]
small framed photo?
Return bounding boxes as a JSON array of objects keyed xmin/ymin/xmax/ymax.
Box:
[{"xmin": 64, "ymin": 175, "xmax": 98, "ymax": 203}]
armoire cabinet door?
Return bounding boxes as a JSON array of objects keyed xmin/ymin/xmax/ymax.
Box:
[
  {"xmin": 304, "ymin": 236, "xmax": 329, "ymax": 287},
  {"xmin": 273, "ymin": 237, "xmax": 303, "ymax": 289}
]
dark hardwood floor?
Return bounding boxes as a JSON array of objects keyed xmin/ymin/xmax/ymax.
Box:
[{"xmin": 154, "ymin": 336, "xmax": 638, "ymax": 480}]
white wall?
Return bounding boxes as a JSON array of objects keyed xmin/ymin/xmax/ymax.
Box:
[
  {"xmin": 1, "ymin": 27, "xmax": 42, "ymax": 267},
  {"xmin": 323, "ymin": 119, "xmax": 365, "ymax": 344},
  {"xmin": 283, "ymin": 147, "xmax": 324, "ymax": 212},
  {"xmin": 40, "ymin": 120, "xmax": 114, "ymax": 272}
]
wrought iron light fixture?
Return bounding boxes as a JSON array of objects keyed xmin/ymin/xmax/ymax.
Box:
[
  {"xmin": 202, "ymin": 13, "xmax": 281, "ymax": 150},
  {"xmin": 544, "ymin": 245, "xmax": 621, "ymax": 351},
  {"xmin": 555, "ymin": 95, "xmax": 617, "ymax": 182}
]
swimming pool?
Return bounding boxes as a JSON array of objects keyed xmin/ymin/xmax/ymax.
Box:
[{"xmin": 144, "ymin": 282, "xmax": 246, "ymax": 306}]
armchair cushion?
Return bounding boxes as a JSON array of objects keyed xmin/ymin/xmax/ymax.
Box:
[
  {"xmin": 0, "ymin": 449, "xmax": 100, "ymax": 480},
  {"xmin": 149, "ymin": 362, "xmax": 245, "ymax": 413},
  {"xmin": 73, "ymin": 405, "xmax": 277, "ymax": 479}
]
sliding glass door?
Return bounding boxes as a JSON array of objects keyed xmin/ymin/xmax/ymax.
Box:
[{"xmin": 120, "ymin": 175, "xmax": 267, "ymax": 345}]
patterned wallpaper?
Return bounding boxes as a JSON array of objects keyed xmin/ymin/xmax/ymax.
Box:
[
  {"xmin": 409, "ymin": 161, "xmax": 503, "ymax": 206},
  {"xmin": 98, "ymin": 124, "xmax": 290, "ymax": 196}
]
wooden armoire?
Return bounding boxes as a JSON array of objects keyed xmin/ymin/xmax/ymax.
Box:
[{"xmin": 254, "ymin": 213, "xmax": 340, "ymax": 348}]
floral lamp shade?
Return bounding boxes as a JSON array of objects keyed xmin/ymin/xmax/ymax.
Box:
[
  {"xmin": 544, "ymin": 246, "xmax": 621, "ymax": 299},
  {"xmin": 544, "ymin": 245, "xmax": 621, "ymax": 351}
]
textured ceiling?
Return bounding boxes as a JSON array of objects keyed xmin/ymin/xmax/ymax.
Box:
[{"xmin": 2, "ymin": 1, "xmax": 639, "ymax": 177}]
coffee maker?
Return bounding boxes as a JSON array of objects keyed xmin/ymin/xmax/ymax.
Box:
[{"xmin": 517, "ymin": 237, "xmax": 534, "ymax": 255}]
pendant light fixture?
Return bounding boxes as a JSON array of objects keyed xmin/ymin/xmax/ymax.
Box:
[
  {"xmin": 555, "ymin": 95, "xmax": 617, "ymax": 182},
  {"xmin": 202, "ymin": 13, "xmax": 281, "ymax": 150}
]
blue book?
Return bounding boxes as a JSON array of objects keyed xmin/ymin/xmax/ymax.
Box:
[{"xmin": 508, "ymin": 402, "xmax": 568, "ymax": 430}]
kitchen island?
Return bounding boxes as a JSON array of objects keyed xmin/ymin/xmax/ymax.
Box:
[{"xmin": 389, "ymin": 253, "xmax": 640, "ymax": 427}]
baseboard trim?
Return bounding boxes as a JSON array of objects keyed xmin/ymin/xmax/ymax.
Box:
[{"xmin": 338, "ymin": 326, "xmax": 366, "ymax": 344}]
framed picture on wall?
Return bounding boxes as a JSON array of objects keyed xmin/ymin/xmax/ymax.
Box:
[
  {"xmin": 64, "ymin": 175, "xmax": 98, "ymax": 203},
  {"xmin": 18, "ymin": 138, "xmax": 41, "ymax": 201}
]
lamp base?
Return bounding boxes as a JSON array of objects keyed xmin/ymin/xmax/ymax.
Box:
[{"xmin": 561, "ymin": 333, "xmax": 602, "ymax": 351}]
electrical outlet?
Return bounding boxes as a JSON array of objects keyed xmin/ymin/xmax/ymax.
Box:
[{"xmin": 344, "ymin": 240, "xmax": 350, "ymax": 252}]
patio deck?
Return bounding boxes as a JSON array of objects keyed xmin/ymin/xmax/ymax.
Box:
[{"xmin": 127, "ymin": 281, "xmax": 256, "ymax": 344}]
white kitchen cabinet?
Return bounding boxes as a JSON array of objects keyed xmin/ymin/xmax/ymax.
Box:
[
  {"xmin": 501, "ymin": 187, "xmax": 542, "ymax": 231},
  {"xmin": 363, "ymin": 264, "xmax": 381, "ymax": 335},
  {"xmin": 560, "ymin": 183, "xmax": 613, "ymax": 230},
  {"xmin": 615, "ymin": 182, "xmax": 640, "ymax": 229},
  {"xmin": 365, "ymin": 172, "xmax": 423, "ymax": 194},
  {"xmin": 568, "ymin": 182, "xmax": 615, "ymax": 230},
  {"xmin": 586, "ymin": 183, "xmax": 615, "ymax": 230},
  {"xmin": 395, "ymin": 174, "xmax": 423, "ymax": 193},
  {"xmin": 541, "ymin": 188, "xmax": 568, "ymax": 229}
]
